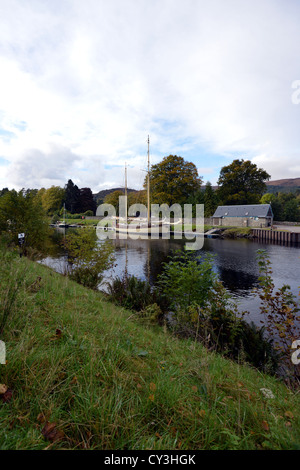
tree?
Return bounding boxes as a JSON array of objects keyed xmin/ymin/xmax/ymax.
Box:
[
  {"xmin": 63, "ymin": 230, "xmax": 115, "ymax": 289},
  {"xmin": 260, "ymin": 193, "xmax": 283, "ymax": 220},
  {"xmin": 0, "ymin": 189, "xmax": 50, "ymax": 250},
  {"xmin": 41, "ymin": 186, "xmax": 65, "ymax": 215},
  {"xmin": 79, "ymin": 187, "xmax": 97, "ymax": 214},
  {"xmin": 104, "ymin": 190, "xmax": 125, "ymax": 216},
  {"xmin": 127, "ymin": 190, "xmax": 147, "ymax": 208},
  {"xmin": 217, "ymin": 159, "xmax": 270, "ymax": 205},
  {"xmin": 260, "ymin": 192, "xmax": 300, "ymax": 221},
  {"xmin": 146, "ymin": 155, "xmax": 202, "ymax": 206},
  {"xmin": 0, "ymin": 188, "xmax": 9, "ymax": 198},
  {"xmin": 65, "ymin": 180, "xmax": 80, "ymax": 213},
  {"xmin": 203, "ymin": 181, "xmax": 219, "ymax": 217},
  {"xmin": 282, "ymin": 198, "xmax": 300, "ymax": 222}
]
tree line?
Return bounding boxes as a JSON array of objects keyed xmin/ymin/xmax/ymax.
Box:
[
  {"xmin": 0, "ymin": 179, "xmax": 97, "ymax": 218},
  {"xmin": 1, "ymin": 156, "xmax": 299, "ymax": 248},
  {"xmin": 104, "ymin": 155, "xmax": 300, "ymax": 221}
]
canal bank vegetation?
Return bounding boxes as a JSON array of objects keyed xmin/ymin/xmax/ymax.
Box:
[
  {"xmin": 107, "ymin": 251, "xmax": 281, "ymax": 376},
  {"xmin": 62, "ymin": 230, "xmax": 115, "ymax": 290},
  {"xmin": 220, "ymin": 227, "xmax": 253, "ymax": 238},
  {"xmin": 0, "ymin": 241, "xmax": 299, "ymax": 450}
]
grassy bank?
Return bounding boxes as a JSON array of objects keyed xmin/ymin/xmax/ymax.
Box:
[
  {"xmin": 221, "ymin": 227, "xmax": 253, "ymax": 238},
  {"xmin": 62, "ymin": 218, "xmax": 98, "ymax": 226},
  {"xmin": 0, "ymin": 247, "xmax": 299, "ymax": 450}
]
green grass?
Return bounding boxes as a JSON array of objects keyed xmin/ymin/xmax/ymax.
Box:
[
  {"xmin": 0, "ymin": 247, "xmax": 299, "ymax": 450},
  {"xmin": 221, "ymin": 227, "xmax": 253, "ymax": 238},
  {"xmin": 171, "ymin": 224, "xmax": 213, "ymax": 233},
  {"xmin": 64, "ymin": 218, "xmax": 98, "ymax": 226}
]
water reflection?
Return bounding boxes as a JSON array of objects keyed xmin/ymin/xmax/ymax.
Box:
[{"xmin": 40, "ymin": 232, "xmax": 300, "ymax": 323}]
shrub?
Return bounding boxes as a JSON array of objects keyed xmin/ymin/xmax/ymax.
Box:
[
  {"xmin": 256, "ymin": 249, "xmax": 300, "ymax": 379},
  {"xmin": 156, "ymin": 249, "xmax": 279, "ymax": 374},
  {"xmin": 0, "ymin": 189, "xmax": 50, "ymax": 251},
  {"xmin": 62, "ymin": 230, "xmax": 115, "ymax": 289},
  {"xmin": 157, "ymin": 250, "xmax": 218, "ymax": 311},
  {"xmin": 107, "ymin": 274, "xmax": 169, "ymax": 315}
]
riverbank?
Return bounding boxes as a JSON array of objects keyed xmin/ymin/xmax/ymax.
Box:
[{"xmin": 0, "ymin": 246, "xmax": 299, "ymax": 449}]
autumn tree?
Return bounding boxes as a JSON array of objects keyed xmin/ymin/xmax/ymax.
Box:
[
  {"xmin": 41, "ymin": 186, "xmax": 65, "ymax": 215},
  {"xmin": 104, "ymin": 190, "xmax": 125, "ymax": 216},
  {"xmin": 128, "ymin": 190, "xmax": 147, "ymax": 207},
  {"xmin": 146, "ymin": 155, "xmax": 202, "ymax": 206},
  {"xmin": 217, "ymin": 159, "xmax": 270, "ymax": 205}
]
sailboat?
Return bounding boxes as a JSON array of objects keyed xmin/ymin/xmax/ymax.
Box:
[{"xmin": 114, "ymin": 136, "xmax": 170, "ymax": 236}]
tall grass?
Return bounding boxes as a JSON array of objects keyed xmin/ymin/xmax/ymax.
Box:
[{"xmin": 0, "ymin": 247, "xmax": 299, "ymax": 450}]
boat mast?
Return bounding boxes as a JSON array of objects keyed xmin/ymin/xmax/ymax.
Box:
[{"xmin": 147, "ymin": 135, "xmax": 150, "ymax": 223}]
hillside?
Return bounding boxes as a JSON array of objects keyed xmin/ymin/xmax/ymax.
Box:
[
  {"xmin": 265, "ymin": 178, "xmax": 300, "ymax": 194},
  {"xmin": 93, "ymin": 187, "xmax": 137, "ymax": 204},
  {"xmin": 0, "ymin": 246, "xmax": 299, "ymax": 449},
  {"xmin": 266, "ymin": 177, "xmax": 300, "ymax": 187}
]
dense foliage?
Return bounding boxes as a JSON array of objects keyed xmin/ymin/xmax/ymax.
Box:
[
  {"xmin": 260, "ymin": 192, "xmax": 300, "ymax": 222},
  {"xmin": 217, "ymin": 159, "xmax": 270, "ymax": 205},
  {"xmin": 107, "ymin": 250, "xmax": 280, "ymax": 375},
  {"xmin": 62, "ymin": 230, "xmax": 115, "ymax": 289},
  {"xmin": 256, "ymin": 249, "xmax": 300, "ymax": 379},
  {"xmin": 147, "ymin": 155, "xmax": 202, "ymax": 206},
  {"xmin": 0, "ymin": 189, "xmax": 50, "ymax": 251}
]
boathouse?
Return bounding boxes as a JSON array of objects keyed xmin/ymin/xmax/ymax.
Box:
[{"xmin": 212, "ymin": 204, "xmax": 273, "ymax": 228}]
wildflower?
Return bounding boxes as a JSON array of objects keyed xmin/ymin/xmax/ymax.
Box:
[{"xmin": 260, "ymin": 388, "xmax": 275, "ymax": 399}]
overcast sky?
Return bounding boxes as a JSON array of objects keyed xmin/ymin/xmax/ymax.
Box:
[{"xmin": 0, "ymin": 0, "xmax": 300, "ymax": 192}]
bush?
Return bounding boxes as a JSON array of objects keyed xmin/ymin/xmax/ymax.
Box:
[
  {"xmin": 155, "ymin": 249, "xmax": 280, "ymax": 374},
  {"xmin": 256, "ymin": 249, "xmax": 300, "ymax": 379},
  {"xmin": 107, "ymin": 274, "xmax": 169, "ymax": 315},
  {"xmin": 157, "ymin": 251, "xmax": 218, "ymax": 311},
  {"xmin": 0, "ymin": 189, "xmax": 50, "ymax": 251},
  {"xmin": 63, "ymin": 230, "xmax": 115, "ymax": 289}
]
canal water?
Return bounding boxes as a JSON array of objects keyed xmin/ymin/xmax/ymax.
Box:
[{"xmin": 40, "ymin": 234, "xmax": 300, "ymax": 328}]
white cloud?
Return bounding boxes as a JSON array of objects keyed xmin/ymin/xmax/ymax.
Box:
[{"xmin": 0, "ymin": 0, "xmax": 299, "ymax": 191}]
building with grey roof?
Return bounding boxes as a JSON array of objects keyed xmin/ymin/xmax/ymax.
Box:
[{"xmin": 212, "ymin": 204, "xmax": 273, "ymax": 227}]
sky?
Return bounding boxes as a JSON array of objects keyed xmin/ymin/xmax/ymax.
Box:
[{"xmin": 0, "ymin": 0, "xmax": 300, "ymax": 193}]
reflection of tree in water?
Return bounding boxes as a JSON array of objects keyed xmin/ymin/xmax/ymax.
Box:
[
  {"xmin": 215, "ymin": 267, "xmax": 259, "ymax": 293},
  {"xmin": 145, "ymin": 239, "xmax": 186, "ymax": 285},
  {"xmin": 115, "ymin": 238, "xmax": 186, "ymax": 285},
  {"xmin": 201, "ymin": 238, "xmax": 260, "ymax": 294},
  {"xmin": 113, "ymin": 236, "xmax": 262, "ymax": 295}
]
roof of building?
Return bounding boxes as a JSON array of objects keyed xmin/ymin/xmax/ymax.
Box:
[{"xmin": 212, "ymin": 204, "xmax": 273, "ymax": 218}]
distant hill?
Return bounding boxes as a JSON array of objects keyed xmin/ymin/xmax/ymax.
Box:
[
  {"xmin": 266, "ymin": 177, "xmax": 300, "ymax": 187},
  {"xmin": 94, "ymin": 178, "xmax": 300, "ymax": 202},
  {"xmin": 93, "ymin": 187, "xmax": 137, "ymax": 204},
  {"xmin": 265, "ymin": 177, "xmax": 300, "ymax": 194}
]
